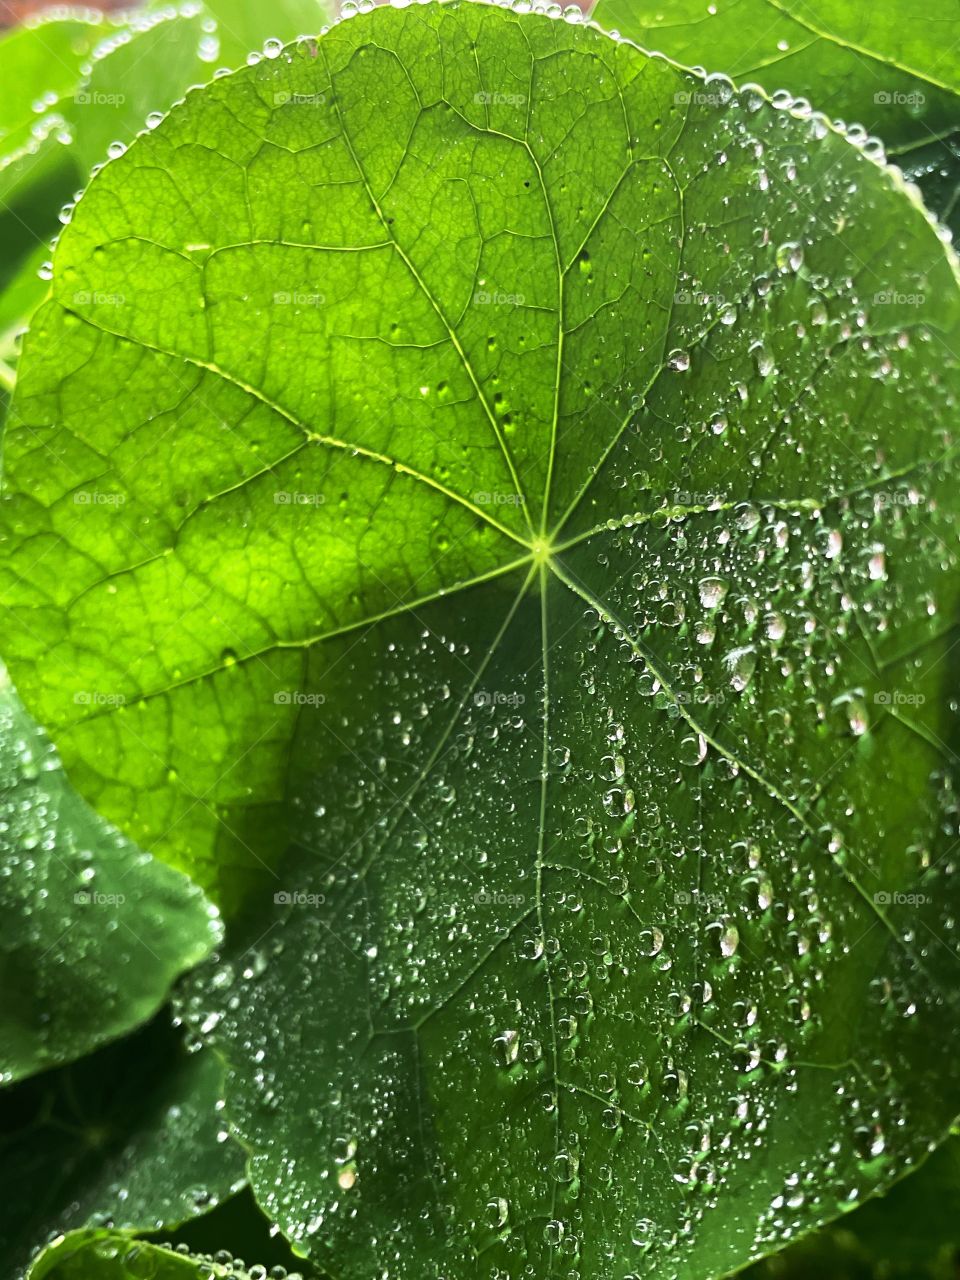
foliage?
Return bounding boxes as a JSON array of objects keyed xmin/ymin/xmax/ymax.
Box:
[
  {"xmin": 1, "ymin": 1, "xmax": 959, "ymax": 1277},
  {"xmin": 589, "ymin": 0, "xmax": 960, "ymax": 232}
]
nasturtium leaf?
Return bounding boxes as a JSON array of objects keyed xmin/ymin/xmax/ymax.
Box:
[
  {"xmin": 0, "ymin": 664, "xmax": 221, "ymax": 1084},
  {"xmin": 3, "ymin": 1, "xmax": 960, "ymax": 1276},
  {"xmin": 813, "ymin": 1134, "xmax": 960, "ymax": 1273},
  {"xmin": 0, "ymin": 0, "xmax": 336, "ymax": 343},
  {"xmin": 28, "ymin": 1232, "xmax": 246, "ymax": 1280},
  {"xmin": 589, "ymin": 0, "xmax": 960, "ymax": 229},
  {"xmin": 0, "ymin": 1017, "xmax": 246, "ymax": 1280},
  {"xmin": 897, "ymin": 130, "xmax": 960, "ymax": 237},
  {"xmin": 0, "ymin": 13, "xmax": 112, "ymax": 334},
  {"xmin": 745, "ymin": 1135, "xmax": 960, "ymax": 1278},
  {"xmin": 162, "ymin": 1188, "xmax": 312, "ymax": 1277}
]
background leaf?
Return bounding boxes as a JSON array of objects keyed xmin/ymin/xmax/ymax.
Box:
[
  {"xmin": 0, "ymin": 1015, "xmax": 246, "ymax": 1280},
  {"xmin": 746, "ymin": 1134, "xmax": 960, "ymax": 1277},
  {"xmin": 0, "ymin": 664, "xmax": 221, "ymax": 1084},
  {"xmin": 29, "ymin": 1231, "xmax": 245, "ymax": 1280},
  {"xmin": 4, "ymin": 3, "xmax": 960, "ymax": 1278},
  {"xmin": 0, "ymin": 0, "xmax": 336, "ymax": 347},
  {"xmin": 589, "ymin": 0, "xmax": 960, "ymax": 231}
]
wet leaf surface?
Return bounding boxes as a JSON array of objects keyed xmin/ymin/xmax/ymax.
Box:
[
  {"xmin": 0, "ymin": 1016, "xmax": 245, "ymax": 1280},
  {"xmin": 590, "ymin": 0, "xmax": 960, "ymax": 231},
  {"xmin": 0, "ymin": 665, "xmax": 221, "ymax": 1084},
  {"xmin": 2, "ymin": 3, "xmax": 960, "ymax": 1276}
]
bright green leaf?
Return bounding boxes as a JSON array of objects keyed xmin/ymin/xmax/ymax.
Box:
[
  {"xmin": 589, "ymin": 0, "xmax": 960, "ymax": 228},
  {"xmin": 29, "ymin": 1231, "xmax": 243, "ymax": 1280},
  {"xmin": 0, "ymin": 13, "xmax": 111, "ymax": 336},
  {"xmin": 0, "ymin": 1017, "xmax": 246, "ymax": 1280},
  {"xmin": 202, "ymin": 0, "xmax": 337, "ymax": 68},
  {"xmin": 0, "ymin": 0, "xmax": 336, "ymax": 344},
  {"xmin": 0, "ymin": 664, "xmax": 221, "ymax": 1084},
  {"xmin": 4, "ymin": 3, "xmax": 960, "ymax": 1277}
]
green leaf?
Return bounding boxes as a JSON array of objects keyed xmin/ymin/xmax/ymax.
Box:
[
  {"xmin": 29, "ymin": 1231, "xmax": 242, "ymax": 1280},
  {"xmin": 0, "ymin": 13, "xmax": 112, "ymax": 338},
  {"xmin": 4, "ymin": 3, "xmax": 960, "ymax": 1276},
  {"xmin": 163, "ymin": 1187, "xmax": 317, "ymax": 1278},
  {"xmin": 897, "ymin": 129, "xmax": 960, "ymax": 237},
  {"xmin": 0, "ymin": 1016, "xmax": 246, "ymax": 1280},
  {"xmin": 746, "ymin": 1135, "xmax": 960, "ymax": 1277},
  {"xmin": 840, "ymin": 1136, "xmax": 960, "ymax": 1267},
  {"xmin": 0, "ymin": 0, "xmax": 336, "ymax": 344},
  {"xmin": 0, "ymin": 664, "xmax": 221, "ymax": 1084},
  {"xmin": 589, "ymin": 0, "xmax": 960, "ymax": 227},
  {"xmin": 202, "ymin": 0, "xmax": 337, "ymax": 68}
]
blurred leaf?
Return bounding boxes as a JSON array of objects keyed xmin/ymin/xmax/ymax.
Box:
[
  {"xmin": 0, "ymin": 0, "xmax": 335, "ymax": 342},
  {"xmin": 0, "ymin": 1016, "xmax": 246, "ymax": 1280}
]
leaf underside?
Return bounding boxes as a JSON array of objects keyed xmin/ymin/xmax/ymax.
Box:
[{"xmin": 0, "ymin": 1018, "xmax": 245, "ymax": 1280}]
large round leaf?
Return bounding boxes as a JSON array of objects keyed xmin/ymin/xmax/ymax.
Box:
[{"xmin": 3, "ymin": 3, "xmax": 960, "ymax": 1276}]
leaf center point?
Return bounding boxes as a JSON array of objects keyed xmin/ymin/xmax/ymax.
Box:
[{"xmin": 530, "ymin": 538, "xmax": 553, "ymax": 567}]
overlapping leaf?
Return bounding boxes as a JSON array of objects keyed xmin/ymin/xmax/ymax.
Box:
[
  {"xmin": 29, "ymin": 1231, "xmax": 247, "ymax": 1280},
  {"xmin": 0, "ymin": 1017, "xmax": 246, "ymax": 1280},
  {"xmin": 3, "ymin": 2, "xmax": 960, "ymax": 1277},
  {"xmin": 0, "ymin": 664, "xmax": 221, "ymax": 1083},
  {"xmin": 589, "ymin": 0, "xmax": 960, "ymax": 230}
]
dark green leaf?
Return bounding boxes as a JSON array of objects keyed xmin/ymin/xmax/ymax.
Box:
[
  {"xmin": 746, "ymin": 1135, "xmax": 960, "ymax": 1277},
  {"xmin": 0, "ymin": 665, "xmax": 221, "ymax": 1084},
  {"xmin": 0, "ymin": 1016, "xmax": 246, "ymax": 1280},
  {"xmin": 4, "ymin": 4, "xmax": 960, "ymax": 1277},
  {"xmin": 897, "ymin": 130, "xmax": 960, "ymax": 237}
]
